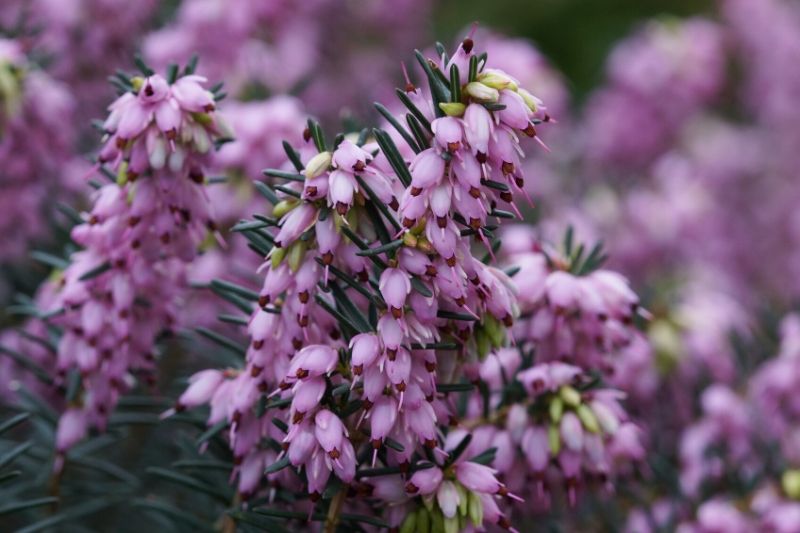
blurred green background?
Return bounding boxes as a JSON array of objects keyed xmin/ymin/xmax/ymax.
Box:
[{"xmin": 435, "ymin": 0, "xmax": 713, "ymax": 99}]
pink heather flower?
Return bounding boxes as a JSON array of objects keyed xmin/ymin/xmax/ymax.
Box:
[
  {"xmin": 176, "ymin": 369, "xmax": 224, "ymax": 411},
  {"xmin": 287, "ymin": 345, "xmax": 338, "ymax": 380},
  {"xmin": 56, "ymin": 408, "xmax": 88, "ymax": 453},
  {"xmin": 379, "ymin": 268, "xmax": 411, "ymax": 317},
  {"xmin": 9, "ymin": 65, "xmax": 231, "ymax": 466},
  {"xmin": 405, "ymin": 466, "xmax": 443, "ymax": 496},
  {"xmin": 349, "ymin": 333, "xmax": 381, "ymax": 375}
]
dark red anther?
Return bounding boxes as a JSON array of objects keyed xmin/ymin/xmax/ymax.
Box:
[
  {"xmin": 189, "ymin": 169, "xmax": 204, "ymax": 183},
  {"xmin": 523, "ymin": 124, "xmax": 537, "ymax": 138}
]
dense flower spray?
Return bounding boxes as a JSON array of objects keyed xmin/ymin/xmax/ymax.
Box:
[
  {"xmin": 162, "ymin": 31, "xmax": 650, "ymax": 530},
  {"xmin": 8, "ymin": 61, "xmax": 232, "ymax": 470}
]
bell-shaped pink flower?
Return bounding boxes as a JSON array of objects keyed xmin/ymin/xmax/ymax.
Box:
[
  {"xmin": 464, "ymin": 103, "xmax": 493, "ymax": 157},
  {"xmin": 350, "ymin": 333, "xmax": 381, "ymax": 374},
  {"xmin": 177, "ymin": 369, "xmax": 223, "ymax": 410},
  {"xmin": 409, "ymin": 148, "xmax": 444, "ymax": 192},
  {"xmin": 333, "ymin": 139, "xmax": 370, "ymax": 171},
  {"xmin": 274, "ymin": 203, "xmax": 316, "ymax": 248},
  {"xmin": 292, "ymin": 377, "xmax": 327, "ymax": 415},
  {"xmin": 561, "ymin": 412, "xmax": 584, "ymax": 452},
  {"xmin": 455, "ymin": 461, "xmax": 501, "ymax": 494},
  {"xmin": 379, "ymin": 268, "xmax": 411, "ymax": 317},
  {"xmin": 56, "ymin": 408, "xmax": 88, "ymax": 454},
  {"xmin": 405, "ymin": 465, "xmax": 443, "ymax": 495},
  {"xmin": 288, "ymin": 345, "xmax": 338, "ymax": 380},
  {"xmin": 370, "ymin": 396, "xmax": 399, "ymax": 445},
  {"xmin": 432, "ymin": 117, "xmax": 463, "ymax": 152},
  {"xmin": 314, "ymin": 409, "xmax": 347, "ymax": 456}
]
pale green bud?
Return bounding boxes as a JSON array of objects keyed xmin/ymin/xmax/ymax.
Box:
[
  {"xmin": 477, "ymin": 69, "xmax": 518, "ymax": 91},
  {"xmin": 439, "ymin": 102, "xmax": 466, "ymax": 117},
  {"xmin": 417, "ymin": 507, "xmax": 431, "ymax": 533},
  {"xmin": 272, "ymin": 199, "xmax": 298, "ymax": 219},
  {"xmin": 399, "ymin": 511, "xmax": 417, "ymax": 533},
  {"xmin": 559, "ymin": 385, "xmax": 582, "ymax": 408},
  {"xmin": 118, "ymin": 160, "xmax": 130, "ymax": 187},
  {"xmin": 783, "ymin": 470, "xmax": 800, "ymax": 500},
  {"xmin": 287, "ymin": 240, "xmax": 307, "ymax": 272},
  {"xmin": 444, "ymin": 516, "xmax": 459, "ymax": 533},
  {"xmin": 475, "ymin": 328, "xmax": 492, "ymax": 360},
  {"xmin": 465, "ymin": 82, "xmax": 499, "ymax": 103},
  {"xmin": 130, "ymin": 76, "xmax": 144, "ymax": 92},
  {"xmin": 468, "ymin": 490, "xmax": 484, "ymax": 527},
  {"xmin": 549, "ymin": 396, "xmax": 564, "ymax": 423},
  {"xmin": 484, "ymin": 315, "xmax": 505, "ymax": 348},
  {"xmin": 304, "ymin": 151, "xmax": 332, "ymax": 179},
  {"xmin": 430, "ymin": 507, "xmax": 445, "ymax": 533},
  {"xmin": 456, "ymin": 483, "xmax": 469, "ymax": 517},
  {"xmin": 517, "ymin": 88, "xmax": 543, "ymax": 113},
  {"xmin": 576, "ymin": 404, "xmax": 601, "ymax": 434},
  {"xmin": 548, "ymin": 423, "xmax": 561, "ymax": 455},
  {"xmin": 270, "ymin": 246, "xmax": 286, "ymax": 270}
]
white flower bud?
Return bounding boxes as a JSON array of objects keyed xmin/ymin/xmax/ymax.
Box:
[
  {"xmin": 304, "ymin": 151, "xmax": 332, "ymax": 179},
  {"xmin": 465, "ymin": 82, "xmax": 499, "ymax": 103}
]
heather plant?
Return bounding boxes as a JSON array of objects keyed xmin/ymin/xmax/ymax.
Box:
[
  {"xmin": 152, "ymin": 35, "xmax": 653, "ymax": 532},
  {"xmin": 3, "ymin": 1, "xmax": 800, "ymax": 531},
  {"xmin": 1, "ymin": 58, "xmax": 232, "ymax": 473}
]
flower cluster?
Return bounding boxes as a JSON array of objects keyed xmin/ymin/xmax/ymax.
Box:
[
  {"xmin": 167, "ymin": 37, "xmax": 566, "ymax": 530},
  {"xmin": 21, "ymin": 65, "xmax": 231, "ymax": 469},
  {"xmin": 447, "ymin": 226, "xmax": 648, "ymax": 510}
]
